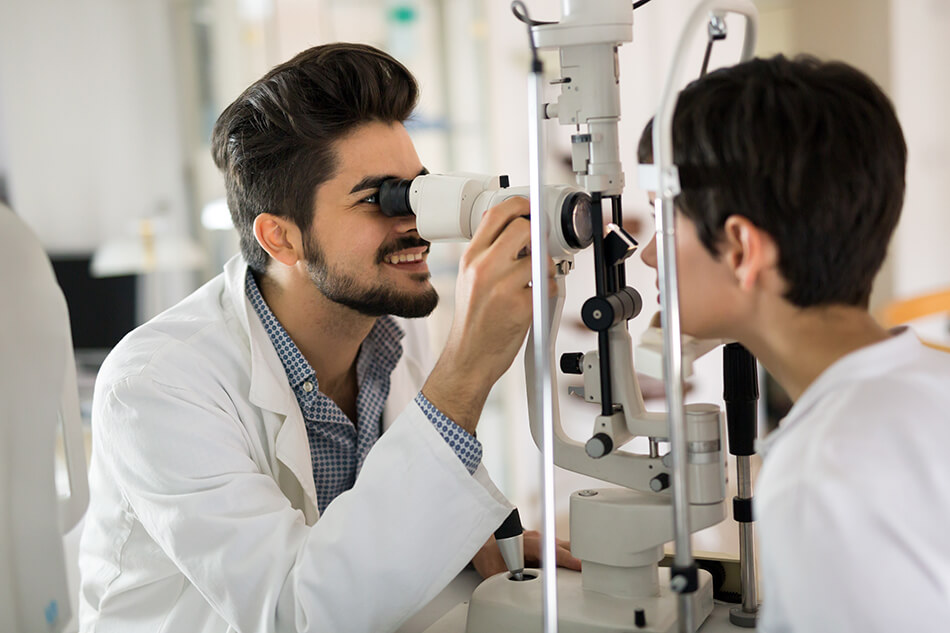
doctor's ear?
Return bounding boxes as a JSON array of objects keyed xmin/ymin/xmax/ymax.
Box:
[
  {"xmin": 253, "ymin": 213, "xmax": 302, "ymax": 268},
  {"xmin": 720, "ymin": 215, "xmax": 781, "ymax": 292}
]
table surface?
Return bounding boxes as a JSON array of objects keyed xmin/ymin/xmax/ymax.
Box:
[{"xmin": 401, "ymin": 570, "xmax": 756, "ymax": 633}]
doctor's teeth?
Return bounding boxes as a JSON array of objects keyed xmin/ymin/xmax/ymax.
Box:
[{"xmin": 388, "ymin": 253, "xmax": 422, "ymax": 264}]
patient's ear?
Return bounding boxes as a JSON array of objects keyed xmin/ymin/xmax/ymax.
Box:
[
  {"xmin": 253, "ymin": 213, "xmax": 301, "ymax": 268},
  {"xmin": 721, "ymin": 215, "xmax": 780, "ymax": 292}
]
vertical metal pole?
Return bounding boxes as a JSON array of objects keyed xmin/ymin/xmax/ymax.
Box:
[
  {"xmin": 527, "ymin": 58, "xmax": 558, "ymax": 633},
  {"xmin": 723, "ymin": 341, "xmax": 759, "ymax": 626},
  {"xmin": 654, "ymin": 193, "xmax": 695, "ymax": 633},
  {"xmin": 737, "ymin": 462, "xmax": 758, "ymax": 613}
]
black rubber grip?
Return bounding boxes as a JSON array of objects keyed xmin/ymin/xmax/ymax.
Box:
[
  {"xmin": 723, "ymin": 342, "xmax": 758, "ymax": 401},
  {"xmin": 494, "ymin": 508, "xmax": 523, "ymax": 540},
  {"xmin": 725, "ymin": 401, "xmax": 757, "ymax": 456},
  {"xmin": 723, "ymin": 343, "xmax": 759, "ymax": 456}
]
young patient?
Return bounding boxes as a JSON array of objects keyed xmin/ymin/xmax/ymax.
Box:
[{"xmin": 638, "ymin": 54, "xmax": 950, "ymax": 633}]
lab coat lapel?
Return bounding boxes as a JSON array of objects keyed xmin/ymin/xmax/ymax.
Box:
[{"xmin": 223, "ymin": 256, "xmax": 320, "ymax": 524}]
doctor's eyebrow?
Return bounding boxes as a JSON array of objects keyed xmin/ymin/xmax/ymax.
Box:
[{"xmin": 348, "ymin": 167, "xmax": 429, "ymax": 195}]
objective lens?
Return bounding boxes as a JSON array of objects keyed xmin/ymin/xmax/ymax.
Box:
[
  {"xmin": 379, "ymin": 178, "xmax": 415, "ymax": 217},
  {"xmin": 562, "ymin": 192, "xmax": 594, "ymax": 249}
]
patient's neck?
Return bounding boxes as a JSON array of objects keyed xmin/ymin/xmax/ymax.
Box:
[{"xmin": 740, "ymin": 303, "xmax": 891, "ymax": 402}]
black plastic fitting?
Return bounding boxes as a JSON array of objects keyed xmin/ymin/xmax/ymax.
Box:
[
  {"xmin": 559, "ymin": 352, "xmax": 584, "ymax": 375},
  {"xmin": 723, "ymin": 342, "xmax": 759, "ymax": 457}
]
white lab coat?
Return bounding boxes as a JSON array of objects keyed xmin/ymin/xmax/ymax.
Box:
[
  {"xmin": 755, "ymin": 328, "xmax": 950, "ymax": 632},
  {"xmin": 78, "ymin": 255, "xmax": 511, "ymax": 633}
]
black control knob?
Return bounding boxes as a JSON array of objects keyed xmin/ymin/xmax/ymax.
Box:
[
  {"xmin": 634, "ymin": 609, "xmax": 647, "ymax": 628},
  {"xmin": 581, "ymin": 288, "xmax": 643, "ymax": 332},
  {"xmin": 585, "ymin": 433, "xmax": 613, "ymax": 458},
  {"xmin": 649, "ymin": 473, "xmax": 670, "ymax": 492},
  {"xmin": 560, "ymin": 352, "xmax": 584, "ymax": 375}
]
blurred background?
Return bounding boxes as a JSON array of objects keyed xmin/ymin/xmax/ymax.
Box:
[{"xmin": 2, "ymin": 0, "xmax": 949, "ymax": 609}]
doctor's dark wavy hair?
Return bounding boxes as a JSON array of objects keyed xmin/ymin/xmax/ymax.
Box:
[
  {"xmin": 211, "ymin": 43, "xmax": 419, "ymax": 274},
  {"xmin": 638, "ymin": 54, "xmax": 906, "ymax": 308}
]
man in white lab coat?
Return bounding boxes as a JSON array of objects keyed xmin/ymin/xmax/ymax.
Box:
[
  {"xmin": 638, "ymin": 55, "xmax": 950, "ymax": 632},
  {"xmin": 78, "ymin": 43, "xmax": 576, "ymax": 633}
]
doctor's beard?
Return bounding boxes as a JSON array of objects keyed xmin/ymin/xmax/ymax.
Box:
[{"xmin": 303, "ymin": 232, "xmax": 439, "ymax": 318}]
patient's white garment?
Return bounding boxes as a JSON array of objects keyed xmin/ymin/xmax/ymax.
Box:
[{"xmin": 755, "ymin": 327, "xmax": 950, "ymax": 633}]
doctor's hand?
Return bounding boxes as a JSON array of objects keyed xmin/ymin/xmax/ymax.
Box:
[
  {"xmin": 471, "ymin": 530, "xmax": 582, "ymax": 579},
  {"xmin": 423, "ymin": 196, "xmax": 555, "ymax": 435}
]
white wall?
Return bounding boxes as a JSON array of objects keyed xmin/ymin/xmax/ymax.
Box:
[
  {"xmin": 0, "ymin": 79, "xmax": 10, "ymax": 204},
  {"xmin": 890, "ymin": 0, "xmax": 950, "ymax": 299},
  {"xmin": 0, "ymin": 0, "xmax": 189, "ymax": 256}
]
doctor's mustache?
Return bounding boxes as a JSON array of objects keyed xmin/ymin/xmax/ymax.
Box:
[{"xmin": 376, "ymin": 236, "xmax": 431, "ymax": 263}]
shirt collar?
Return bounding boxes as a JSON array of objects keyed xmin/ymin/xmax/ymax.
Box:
[{"xmin": 244, "ymin": 268, "xmax": 405, "ymax": 389}]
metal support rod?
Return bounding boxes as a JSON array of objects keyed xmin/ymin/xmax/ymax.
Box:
[
  {"xmin": 527, "ymin": 57, "xmax": 559, "ymax": 633},
  {"xmin": 724, "ymin": 341, "xmax": 759, "ymax": 626},
  {"xmin": 736, "ymin": 456, "xmax": 757, "ymax": 613},
  {"xmin": 589, "ymin": 192, "xmax": 614, "ymax": 416}
]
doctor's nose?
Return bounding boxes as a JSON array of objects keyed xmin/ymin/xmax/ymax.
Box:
[{"xmin": 391, "ymin": 213, "xmax": 419, "ymax": 235}]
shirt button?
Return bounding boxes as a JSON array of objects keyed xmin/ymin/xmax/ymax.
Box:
[{"xmin": 302, "ymin": 381, "xmax": 314, "ymax": 393}]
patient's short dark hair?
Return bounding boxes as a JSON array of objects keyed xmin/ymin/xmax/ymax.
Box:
[
  {"xmin": 638, "ymin": 54, "xmax": 906, "ymax": 308},
  {"xmin": 211, "ymin": 43, "xmax": 418, "ymax": 274}
]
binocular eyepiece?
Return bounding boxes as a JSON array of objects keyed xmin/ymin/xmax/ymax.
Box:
[
  {"xmin": 379, "ymin": 178, "xmax": 415, "ymax": 218},
  {"xmin": 374, "ymin": 173, "xmax": 594, "ymax": 261}
]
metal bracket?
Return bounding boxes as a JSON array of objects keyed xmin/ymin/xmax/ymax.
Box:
[{"xmin": 637, "ymin": 163, "xmax": 682, "ymax": 197}]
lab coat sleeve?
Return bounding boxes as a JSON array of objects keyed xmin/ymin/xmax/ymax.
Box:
[{"xmin": 96, "ymin": 373, "xmax": 511, "ymax": 633}]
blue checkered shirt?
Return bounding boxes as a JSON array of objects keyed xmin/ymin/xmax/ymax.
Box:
[{"xmin": 246, "ymin": 270, "xmax": 482, "ymax": 513}]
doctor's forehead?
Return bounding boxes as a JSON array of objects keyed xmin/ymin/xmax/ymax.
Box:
[
  {"xmin": 332, "ymin": 120, "xmax": 423, "ymax": 180},
  {"xmin": 346, "ymin": 168, "xmax": 429, "ymax": 196}
]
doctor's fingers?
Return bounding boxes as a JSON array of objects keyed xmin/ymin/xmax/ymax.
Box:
[
  {"xmin": 522, "ymin": 531, "xmax": 582, "ymax": 571},
  {"xmin": 481, "ymin": 257, "xmax": 556, "ymax": 315},
  {"xmin": 481, "ymin": 215, "xmax": 557, "ymax": 287},
  {"xmin": 555, "ymin": 541, "xmax": 582, "ymax": 571},
  {"xmin": 466, "ymin": 196, "xmax": 531, "ymax": 256},
  {"xmin": 508, "ymin": 254, "xmax": 558, "ymax": 296}
]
